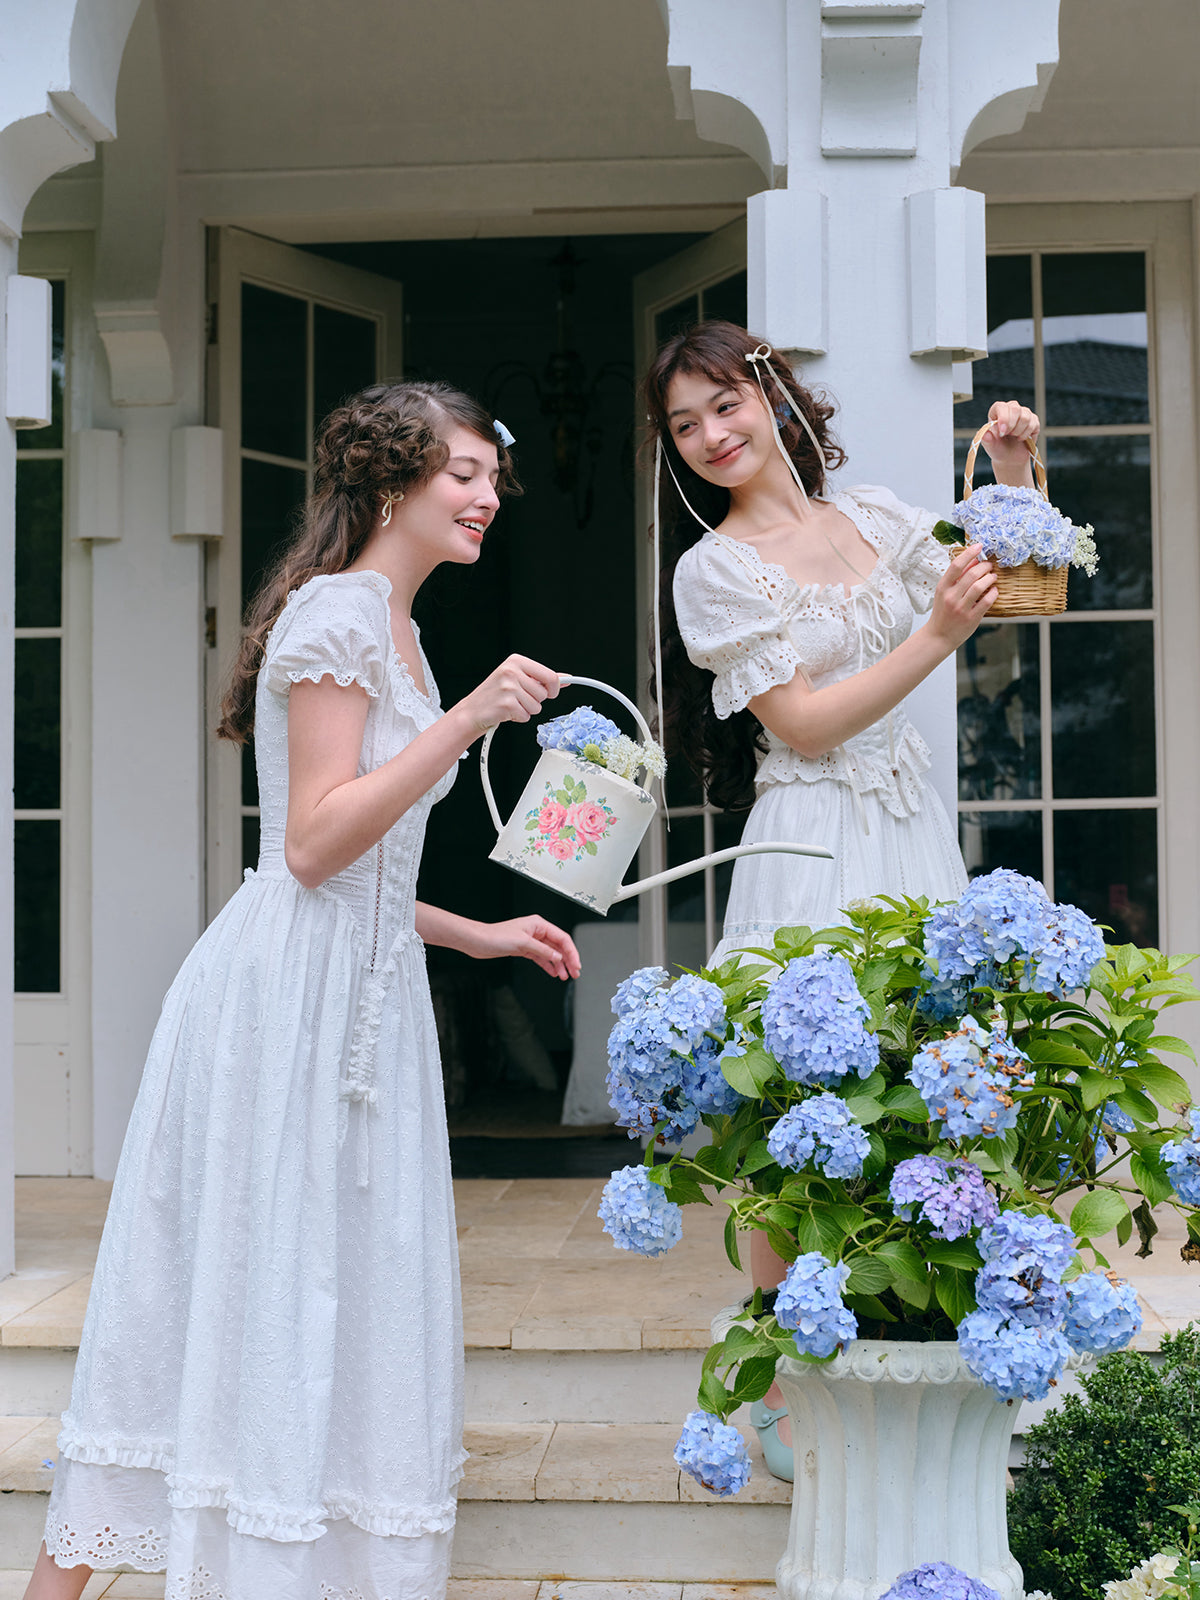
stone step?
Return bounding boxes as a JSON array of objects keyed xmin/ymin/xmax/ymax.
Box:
[{"xmin": 0, "ymin": 1418, "xmax": 790, "ymax": 1579}]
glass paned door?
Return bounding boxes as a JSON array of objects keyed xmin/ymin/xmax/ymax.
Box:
[
  {"xmin": 206, "ymin": 230, "xmax": 404, "ymax": 915},
  {"xmin": 954, "ymin": 250, "xmax": 1160, "ymax": 945},
  {"xmin": 632, "ymin": 221, "xmax": 747, "ymax": 968}
]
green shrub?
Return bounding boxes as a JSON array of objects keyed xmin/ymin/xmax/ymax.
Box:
[{"xmin": 1008, "ymin": 1325, "xmax": 1200, "ymax": 1600}]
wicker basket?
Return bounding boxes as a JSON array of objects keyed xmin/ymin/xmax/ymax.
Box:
[{"xmin": 962, "ymin": 423, "xmax": 1068, "ymax": 618}]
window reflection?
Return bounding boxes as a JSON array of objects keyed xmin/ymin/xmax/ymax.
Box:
[
  {"xmin": 959, "ymin": 811, "xmax": 1043, "ymax": 885},
  {"xmin": 1043, "ymin": 253, "xmax": 1148, "ymax": 428},
  {"xmin": 1051, "ymin": 621, "xmax": 1155, "ymax": 799},
  {"xmin": 1054, "ymin": 809, "xmax": 1157, "ymax": 947},
  {"xmin": 957, "ymin": 623, "xmax": 1040, "ymax": 801},
  {"xmin": 1049, "ymin": 435, "xmax": 1152, "ymax": 610}
]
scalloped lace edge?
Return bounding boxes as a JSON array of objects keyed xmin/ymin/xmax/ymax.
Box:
[
  {"xmin": 711, "ymin": 639, "xmax": 803, "ymax": 721},
  {"xmin": 284, "ymin": 667, "xmax": 380, "ymax": 698},
  {"xmin": 54, "ymin": 1435, "xmax": 466, "ymax": 1546},
  {"xmin": 756, "ymin": 722, "xmax": 932, "ymax": 820}
]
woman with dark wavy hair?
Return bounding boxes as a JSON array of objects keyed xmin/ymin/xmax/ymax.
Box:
[
  {"xmin": 647, "ymin": 322, "xmax": 1038, "ymax": 1480},
  {"xmin": 28, "ymin": 382, "xmax": 580, "ymax": 1600}
]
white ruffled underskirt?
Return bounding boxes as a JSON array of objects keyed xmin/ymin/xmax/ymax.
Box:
[
  {"xmin": 710, "ymin": 773, "xmax": 967, "ymax": 966},
  {"xmin": 45, "ymin": 1456, "xmax": 459, "ymax": 1600}
]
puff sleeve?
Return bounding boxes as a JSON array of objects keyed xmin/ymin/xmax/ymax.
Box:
[
  {"xmin": 261, "ymin": 574, "xmax": 389, "ymax": 700},
  {"xmin": 672, "ymin": 537, "xmax": 803, "ymax": 720},
  {"xmin": 845, "ymin": 484, "xmax": 950, "ymax": 615}
]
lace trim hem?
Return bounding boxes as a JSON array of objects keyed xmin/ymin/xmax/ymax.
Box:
[
  {"xmin": 756, "ymin": 723, "xmax": 931, "ymax": 820},
  {"xmin": 56, "ymin": 1433, "xmax": 461, "ymax": 1545},
  {"xmin": 711, "ymin": 638, "xmax": 804, "ymax": 720},
  {"xmin": 283, "ymin": 667, "xmax": 381, "ymax": 698},
  {"xmin": 45, "ymin": 1511, "xmax": 167, "ymax": 1573}
]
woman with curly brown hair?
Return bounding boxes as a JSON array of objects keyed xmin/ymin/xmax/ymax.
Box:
[
  {"xmin": 648, "ymin": 323, "xmax": 1038, "ymax": 1481},
  {"xmin": 26, "ymin": 382, "xmax": 580, "ymax": 1600}
]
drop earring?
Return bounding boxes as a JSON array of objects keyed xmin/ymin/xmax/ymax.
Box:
[{"xmin": 381, "ymin": 490, "xmax": 404, "ymax": 526}]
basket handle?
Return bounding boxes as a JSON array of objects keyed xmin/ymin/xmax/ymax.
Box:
[
  {"xmin": 962, "ymin": 421, "xmax": 1048, "ymax": 501},
  {"xmin": 478, "ymin": 673, "xmax": 658, "ymax": 836}
]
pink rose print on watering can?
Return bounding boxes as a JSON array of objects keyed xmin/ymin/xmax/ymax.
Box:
[{"xmin": 480, "ymin": 676, "xmax": 833, "ymax": 915}]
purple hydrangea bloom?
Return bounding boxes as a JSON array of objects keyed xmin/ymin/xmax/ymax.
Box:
[
  {"xmin": 760, "ymin": 950, "xmax": 879, "ymax": 1088},
  {"xmin": 1162, "ymin": 1108, "xmax": 1200, "ymax": 1205},
  {"xmin": 1064, "ymin": 1270, "xmax": 1143, "ymax": 1355},
  {"xmin": 775, "ymin": 1252, "xmax": 858, "ymax": 1358},
  {"xmin": 889, "ymin": 1154, "xmax": 998, "ymax": 1240},
  {"xmin": 612, "ymin": 966, "xmax": 669, "ymax": 1018},
  {"xmin": 674, "ymin": 1410, "xmax": 752, "ymax": 1497},
  {"xmin": 881, "ymin": 1562, "xmax": 1001, "ymax": 1600},
  {"xmin": 908, "ymin": 1019, "xmax": 1033, "ymax": 1140},
  {"xmin": 537, "ymin": 704, "xmax": 622, "ymax": 756},
  {"xmin": 768, "ymin": 1094, "xmax": 870, "ymax": 1180},
  {"xmin": 978, "ymin": 1210, "xmax": 1077, "ymax": 1282},
  {"xmin": 950, "ymin": 482, "xmax": 1079, "ymax": 570},
  {"xmin": 598, "ymin": 1165, "xmax": 683, "ymax": 1256},
  {"xmin": 1029, "ymin": 901, "xmax": 1104, "ymax": 996},
  {"xmin": 957, "ymin": 1306, "xmax": 1072, "ymax": 1401}
]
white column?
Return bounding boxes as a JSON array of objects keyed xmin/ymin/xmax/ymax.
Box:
[
  {"xmin": 0, "ymin": 236, "xmax": 19, "ymax": 1277},
  {"xmin": 660, "ymin": 0, "xmax": 1061, "ymax": 819}
]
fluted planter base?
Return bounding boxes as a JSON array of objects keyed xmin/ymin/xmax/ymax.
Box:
[{"xmin": 772, "ymin": 1340, "xmax": 1023, "ymax": 1600}]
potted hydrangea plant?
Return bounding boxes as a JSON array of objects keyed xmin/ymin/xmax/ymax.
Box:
[{"xmin": 596, "ymin": 870, "xmax": 1200, "ymax": 1600}]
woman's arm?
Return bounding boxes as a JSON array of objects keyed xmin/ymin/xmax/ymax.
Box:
[
  {"xmin": 284, "ymin": 654, "xmax": 559, "ymax": 888},
  {"xmin": 749, "ymin": 543, "xmax": 996, "ymax": 760},
  {"xmin": 415, "ymin": 902, "xmax": 581, "ymax": 980}
]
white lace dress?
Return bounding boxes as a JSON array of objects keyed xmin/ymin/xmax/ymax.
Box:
[
  {"xmin": 673, "ymin": 485, "xmax": 968, "ymax": 965},
  {"xmin": 43, "ymin": 571, "xmax": 464, "ymax": 1600}
]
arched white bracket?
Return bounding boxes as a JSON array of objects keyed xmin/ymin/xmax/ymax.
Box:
[
  {"xmin": 949, "ymin": 0, "xmax": 1061, "ymax": 178},
  {"xmin": 0, "ymin": 0, "xmax": 140, "ymax": 239}
]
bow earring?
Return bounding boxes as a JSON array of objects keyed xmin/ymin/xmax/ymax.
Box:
[{"xmin": 381, "ymin": 490, "xmax": 404, "ymax": 526}]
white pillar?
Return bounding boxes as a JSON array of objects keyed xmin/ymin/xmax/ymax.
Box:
[
  {"xmin": 659, "ymin": 0, "xmax": 1061, "ymax": 818},
  {"xmin": 0, "ymin": 236, "xmax": 18, "ymax": 1277}
]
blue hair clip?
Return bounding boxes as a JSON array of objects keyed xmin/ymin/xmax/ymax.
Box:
[{"xmin": 494, "ymin": 419, "xmax": 516, "ymax": 448}]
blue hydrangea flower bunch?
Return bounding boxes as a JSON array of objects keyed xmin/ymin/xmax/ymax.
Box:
[
  {"xmin": 598, "ymin": 1164, "xmax": 684, "ymax": 1256},
  {"xmin": 889, "ymin": 1154, "xmax": 998, "ymax": 1240},
  {"xmin": 605, "ymin": 967, "xmax": 737, "ymax": 1143},
  {"xmin": 760, "ymin": 949, "xmax": 880, "ymax": 1086},
  {"xmin": 673, "ymin": 1410, "xmax": 752, "ymax": 1497},
  {"xmin": 775, "ymin": 1252, "xmax": 858, "ymax": 1358},
  {"xmin": 881, "ymin": 1563, "xmax": 1001, "ymax": 1600},
  {"xmin": 536, "ymin": 704, "xmax": 622, "ymax": 755},
  {"xmin": 908, "ymin": 1018, "xmax": 1033, "ymax": 1139},
  {"xmin": 1163, "ymin": 1108, "xmax": 1200, "ymax": 1205},
  {"xmin": 599, "ymin": 878, "xmax": 1199, "ymax": 1496},
  {"xmin": 948, "ymin": 482, "xmax": 1098, "ymax": 574},
  {"xmin": 768, "ymin": 1093, "xmax": 870, "ymax": 1180}
]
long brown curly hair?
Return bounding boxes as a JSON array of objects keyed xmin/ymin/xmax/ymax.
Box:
[
  {"xmin": 645, "ymin": 321, "xmax": 847, "ymax": 812},
  {"xmin": 217, "ymin": 380, "xmax": 519, "ymax": 744}
]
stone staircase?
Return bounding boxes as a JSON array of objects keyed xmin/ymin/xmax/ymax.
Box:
[
  {"xmin": 0, "ymin": 1178, "xmax": 790, "ymax": 1586},
  {"xmin": 0, "ymin": 1176, "xmax": 1190, "ymax": 1592}
]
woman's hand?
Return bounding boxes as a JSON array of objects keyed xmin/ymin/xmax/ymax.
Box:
[
  {"xmin": 928, "ymin": 543, "xmax": 998, "ymax": 652},
  {"xmin": 460, "ymin": 915, "xmax": 582, "ymax": 980},
  {"xmin": 450, "ymin": 655, "xmax": 562, "ymax": 739},
  {"xmin": 979, "ymin": 399, "xmax": 1041, "ymax": 487}
]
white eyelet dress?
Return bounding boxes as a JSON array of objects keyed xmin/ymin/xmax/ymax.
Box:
[
  {"xmin": 43, "ymin": 571, "xmax": 464, "ymax": 1600},
  {"xmin": 672, "ymin": 485, "xmax": 968, "ymax": 967}
]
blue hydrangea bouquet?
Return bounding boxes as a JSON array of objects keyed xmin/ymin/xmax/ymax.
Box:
[
  {"xmin": 931, "ymin": 425, "xmax": 1098, "ymax": 617},
  {"xmin": 536, "ymin": 704, "xmax": 665, "ymax": 783},
  {"xmin": 597, "ymin": 868, "xmax": 1200, "ymax": 1497}
]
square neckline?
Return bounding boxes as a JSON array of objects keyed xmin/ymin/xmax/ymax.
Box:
[
  {"xmin": 329, "ymin": 568, "xmax": 437, "ymax": 707},
  {"xmin": 708, "ymin": 491, "xmax": 885, "ymax": 605}
]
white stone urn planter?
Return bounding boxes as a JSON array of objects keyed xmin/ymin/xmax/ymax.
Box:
[{"xmin": 773, "ymin": 1339, "xmax": 1024, "ymax": 1600}]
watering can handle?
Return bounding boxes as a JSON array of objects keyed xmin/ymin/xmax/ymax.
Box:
[{"xmin": 478, "ymin": 673, "xmax": 657, "ymax": 838}]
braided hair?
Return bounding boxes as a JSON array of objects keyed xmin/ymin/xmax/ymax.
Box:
[{"xmin": 217, "ymin": 381, "xmax": 519, "ymax": 744}]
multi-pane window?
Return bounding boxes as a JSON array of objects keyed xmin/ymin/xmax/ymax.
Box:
[
  {"xmin": 954, "ymin": 252, "xmax": 1158, "ymax": 945},
  {"xmin": 14, "ymin": 278, "xmax": 66, "ymax": 992},
  {"xmin": 237, "ymin": 283, "xmax": 378, "ymax": 870}
]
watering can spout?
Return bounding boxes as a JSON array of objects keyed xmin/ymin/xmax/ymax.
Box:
[{"xmin": 609, "ymin": 839, "xmax": 833, "ymax": 904}]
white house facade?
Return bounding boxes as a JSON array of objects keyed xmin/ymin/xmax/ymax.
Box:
[{"xmin": 2, "ymin": 0, "xmax": 1199, "ymax": 1274}]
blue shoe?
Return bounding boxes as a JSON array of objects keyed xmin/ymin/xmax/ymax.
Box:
[{"xmin": 749, "ymin": 1398, "xmax": 794, "ymax": 1482}]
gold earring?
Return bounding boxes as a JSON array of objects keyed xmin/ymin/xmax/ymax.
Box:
[{"xmin": 382, "ymin": 490, "xmax": 404, "ymax": 526}]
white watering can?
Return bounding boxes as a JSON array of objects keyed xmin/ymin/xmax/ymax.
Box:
[{"xmin": 480, "ymin": 675, "xmax": 833, "ymax": 914}]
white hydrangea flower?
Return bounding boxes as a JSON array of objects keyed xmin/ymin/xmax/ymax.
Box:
[
  {"xmin": 1073, "ymin": 522, "xmax": 1099, "ymax": 576},
  {"xmin": 598, "ymin": 734, "xmax": 667, "ymax": 783},
  {"xmin": 1102, "ymin": 1552, "xmax": 1188, "ymax": 1600}
]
